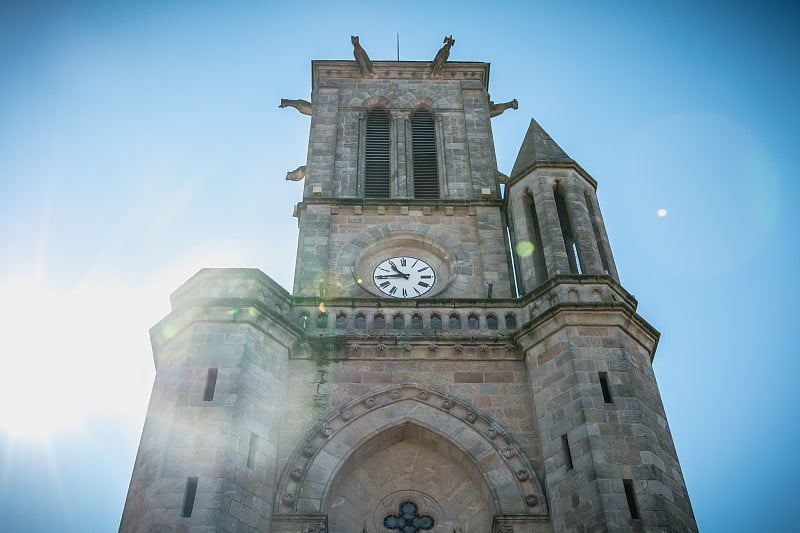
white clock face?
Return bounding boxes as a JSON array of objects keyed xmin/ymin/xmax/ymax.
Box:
[{"xmin": 372, "ymin": 256, "xmax": 436, "ymax": 298}]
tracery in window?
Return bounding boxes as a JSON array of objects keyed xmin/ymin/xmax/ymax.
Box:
[{"xmin": 383, "ymin": 501, "xmax": 434, "ymax": 532}]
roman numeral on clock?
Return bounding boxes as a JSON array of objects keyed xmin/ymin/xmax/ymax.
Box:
[
  {"xmin": 417, "ymin": 281, "xmax": 430, "ymax": 288},
  {"xmin": 389, "ymin": 286, "xmax": 397, "ymax": 295},
  {"xmin": 379, "ymin": 281, "xmax": 390, "ymax": 288}
]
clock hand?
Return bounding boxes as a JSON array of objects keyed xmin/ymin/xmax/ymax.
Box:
[
  {"xmin": 375, "ymin": 274, "xmax": 409, "ymax": 279},
  {"xmin": 387, "ymin": 261, "xmax": 410, "ymax": 278}
]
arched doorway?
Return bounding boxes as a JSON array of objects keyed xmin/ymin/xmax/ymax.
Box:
[{"xmin": 327, "ymin": 422, "xmax": 493, "ymax": 532}]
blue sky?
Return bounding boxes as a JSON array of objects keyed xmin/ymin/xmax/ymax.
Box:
[{"xmin": 0, "ymin": 1, "xmax": 798, "ymax": 531}]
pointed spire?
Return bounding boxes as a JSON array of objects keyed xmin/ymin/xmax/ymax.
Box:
[{"xmin": 510, "ymin": 118, "xmax": 575, "ymax": 179}]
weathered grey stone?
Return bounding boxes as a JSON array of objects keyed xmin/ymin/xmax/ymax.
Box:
[{"xmin": 121, "ymin": 44, "xmax": 695, "ymax": 533}]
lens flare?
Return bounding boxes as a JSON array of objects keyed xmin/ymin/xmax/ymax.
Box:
[
  {"xmin": 515, "ymin": 241, "xmax": 535, "ymax": 257},
  {"xmin": 318, "ymin": 302, "xmax": 326, "ymax": 313},
  {"xmin": 657, "ymin": 208, "xmax": 667, "ymax": 217}
]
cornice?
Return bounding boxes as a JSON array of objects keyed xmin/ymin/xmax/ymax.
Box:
[{"xmin": 312, "ymin": 60, "xmax": 490, "ymax": 90}]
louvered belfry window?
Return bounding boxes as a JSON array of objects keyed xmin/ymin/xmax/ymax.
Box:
[
  {"xmin": 364, "ymin": 109, "xmax": 391, "ymax": 198},
  {"xmin": 411, "ymin": 109, "xmax": 439, "ymax": 199}
]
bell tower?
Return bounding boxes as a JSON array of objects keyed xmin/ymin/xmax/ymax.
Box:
[
  {"xmin": 292, "ymin": 53, "xmax": 513, "ymax": 302},
  {"xmin": 120, "ymin": 36, "xmax": 696, "ymax": 533}
]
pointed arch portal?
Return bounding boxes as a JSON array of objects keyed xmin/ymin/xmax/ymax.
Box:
[{"xmin": 275, "ymin": 384, "xmax": 547, "ymax": 532}]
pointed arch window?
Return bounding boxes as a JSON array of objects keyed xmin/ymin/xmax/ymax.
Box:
[
  {"xmin": 411, "ymin": 109, "xmax": 439, "ymax": 199},
  {"xmin": 555, "ymin": 183, "xmax": 581, "ymax": 274},
  {"xmin": 365, "ymin": 109, "xmax": 391, "ymax": 198}
]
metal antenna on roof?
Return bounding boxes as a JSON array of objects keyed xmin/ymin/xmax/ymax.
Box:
[{"xmin": 396, "ymin": 32, "xmax": 400, "ymax": 61}]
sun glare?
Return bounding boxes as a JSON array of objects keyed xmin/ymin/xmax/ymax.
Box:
[{"xmin": 0, "ymin": 280, "xmax": 157, "ymax": 439}]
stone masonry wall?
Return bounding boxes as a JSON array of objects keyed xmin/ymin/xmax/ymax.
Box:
[{"xmin": 523, "ymin": 315, "xmax": 697, "ymax": 532}]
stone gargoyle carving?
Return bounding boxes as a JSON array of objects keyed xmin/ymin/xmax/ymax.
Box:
[
  {"xmin": 489, "ymin": 98, "xmax": 518, "ymax": 117},
  {"xmin": 285, "ymin": 165, "xmax": 306, "ymax": 181},
  {"xmin": 279, "ymin": 98, "xmax": 312, "ymax": 116},
  {"xmin": 351, "ymin": 35, "xmax": 373, "ymax": 76},
  {"xmin": 431, "ymin": 35, "xmax": 455, "ymax": 76}
]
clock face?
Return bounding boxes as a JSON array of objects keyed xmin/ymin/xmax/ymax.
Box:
[{"xmin": 372, "ymin": 256, "xmax": 436, "ymax": 298}]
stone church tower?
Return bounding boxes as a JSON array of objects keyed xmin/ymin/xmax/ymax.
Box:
[{"xmin": 120, "ymin": 38, "xmax": 696, "ymax": 532}]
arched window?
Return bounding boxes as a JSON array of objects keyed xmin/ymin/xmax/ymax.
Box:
[
  {"xmin": 316, "ymin": 312, "xmax": 328, "ymax": 329},
  {"xmin": 487, "ymin": 314, "xmax": 498, "ymax": 330},
  {"xmin": 449, "ymin": 314, "xmax": 461, "ymax": 330},
  {"xmin": 468, "ymin": 314, "xmax": 480, "ymax": 330},
  {"xmin": 411, "ymin": 109, "xmax": 439, "ymax": 199},
  {"xmin": 430, "ymin": 314, "xmax": 442, "ymax": 330},
  {"xmin": 373, "ymin": 313, "xmax": 386, "ymax": 329},
  {"xmin": 355, "ymin": 313, "xmax": 367, "ymax": 330},
  {"xmin": 365, "ymin": 109, "xmax": 391, "ymax": 198},
  {"xmin": 392, "ymin": 314, "xmax": 404, "ymax": 329},
  {"xmin": 298, "ymin": 312, "xmax": 309, "ymax": 329},
  {"xmin": 335, "ymin": 313, "xmax": 347, "ymax": 329},
  {"xmin": 505, "ymin": 313, "xmax": 517, "ymax": 330},
  {"xmin": 411, "ymin": 313, "xmax": 423, "ymax": 329}
]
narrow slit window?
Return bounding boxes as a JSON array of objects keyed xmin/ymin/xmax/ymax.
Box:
[
  {"xmin": 430, "ymin": 315, "xmax": 442, "ymax": 330},
  {"xmin": 182, "ymin": 477, "xmax": 198, "ymax": 517},
  {"xmin": 392, "ymin": 314, "xmax": 404, "ymax": 329},
  {"xmin": 373, "ymin": 314, "xmax": 386, "ymax": 329},
  {"xmin": 411, "ymin": 314, "xmax": 423, "ymax": 329},
  {"xmin": 572, "ymin": 243, "xmax": 583, "ymax": 274},
  {"xmin": 355, "ymin": 313, "xmax": 366, "ymax": 329},
  {"xmin": 365, "ymin": 109, "xmax": 391, "ymax": 198},
  {"xmin": 316, "ymin": 312, "xmax": 328, "ymax": 329},
  {"xmin": 467, "ymin": 315, "xmax": 479, "ymax": 329},
  {"xmin": 247, "ymin": 432, "xmax": 259, "ymax": 469},
  {"xmin": 449, "ymin": 314, "xmax": 461, "ymax": 330},
  {"xmin": 335, "ymin": 314, "xmax": 347, "ymax": 329},
  {"xmin": 624, "ymin": 479, "xmax": 640, "ymax": 519},
  {"xmin": 411, "ymin": 109, "xmax": 439, "ymax": 199},
  {"xmin": 487, "ymin": 314, "xmax": 498, "ymax": 330},
  {"xmin": 561, "ymin": 434, "xmax": 573, "ymax": 470},
  {"xmin": 585, "ymin": 191, "xmax": 611, "ymax": 273},
  {"xmin": 203, "ymin": 368, "xmax": 218, "ymax": 401},
  {"xmin": 599, "ymin": 372, "xmax": 613, "ymax": 403},
  {"xmin": 525, "ymin": 193, "xmax": 548, "ymax": 286},
  {"xmin": 554, "ymin": 184, "xmax": 580, "ymax": 274}
]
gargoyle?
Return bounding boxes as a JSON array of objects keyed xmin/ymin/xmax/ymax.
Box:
[
  {"xmin": 489, "ymin": 98, "xmax": 518, "ymax": 117},
  {"xmin": 351, "ymin": 35, "xmax": 373, "ymax": 76},
  {"xmin": 285, "ymin": 165, "xmax": 306, "ymax": 181},
  {"xmin": 431, "ymin": 35, "xmax": 455, "ymax": 76},
  {"xmin": 279, "ymin": 98, "xmax": 312, "ymax": 116}
]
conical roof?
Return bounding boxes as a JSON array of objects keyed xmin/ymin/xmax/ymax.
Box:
[{"xmin": 510, "ymin": 118, "xmax": 575, "ymax": 179}]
